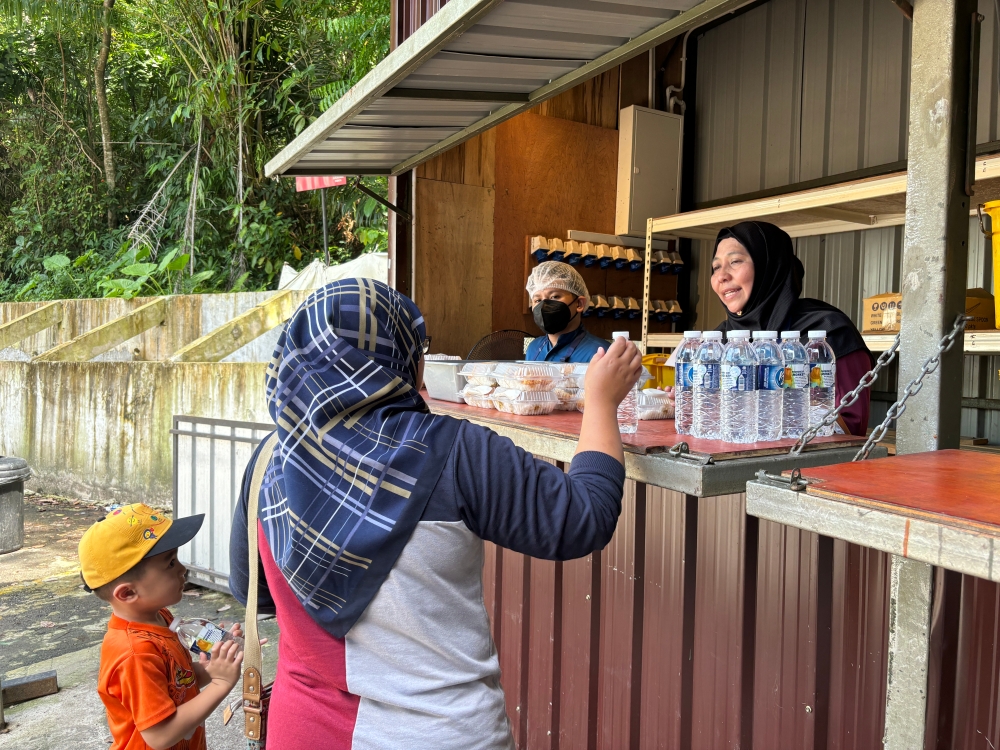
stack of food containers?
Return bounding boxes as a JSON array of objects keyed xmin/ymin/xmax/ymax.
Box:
[
  {"xmin": 551, "ymin": 364, "xmax": 584, "ymax": 411},
  {"xmin": 636, "ymin": 389, "xmax": 675, "ymax": 420},
  {"xmin": 459, "ymin": 363, "xmax": 497, "ymax": 408},
  {"xmin": 491, "ymin": 363, "xmax": 560, "ymax": 415}
]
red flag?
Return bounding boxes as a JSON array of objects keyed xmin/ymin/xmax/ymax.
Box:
[{"xmin": 295, "ymin": 176, "xmax": 348, "ymax": 192}]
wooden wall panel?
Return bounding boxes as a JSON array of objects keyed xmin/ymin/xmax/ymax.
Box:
[
  {"xmin": 417, "ymin": 130, "xmax": 496, "ymax": 189},
  {"xmin": 414, "ymin": 178, "xmax": 495, "ymax": 356},
  {"xmin": 492, "ymin": 113, "xmax": 619, "ymax": 333},
  {"xmin": 530, "ymin": 68, "xmax": 621, "ymax": 130}
]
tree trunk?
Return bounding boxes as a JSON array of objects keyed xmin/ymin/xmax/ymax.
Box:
[{"xmin": 94, "ymin": 0, "xmax": 116, "ymax": 227}]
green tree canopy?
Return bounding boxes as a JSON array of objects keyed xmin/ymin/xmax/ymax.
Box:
[{"xmin": 0, "ymin": 0, "xmax": 389, "ymax": 301}]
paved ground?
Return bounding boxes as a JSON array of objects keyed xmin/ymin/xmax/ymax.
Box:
[{"xmin": 1, "ymin": 494, "xmax": 280, "ymax": 749}]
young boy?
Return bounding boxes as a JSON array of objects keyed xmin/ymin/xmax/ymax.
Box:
[{"xmin": 79, "ymin": 503, "xmax": 244, "ymax": 750}]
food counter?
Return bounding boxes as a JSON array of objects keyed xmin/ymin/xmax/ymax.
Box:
[
  {"xmin": 424, "ymin": 395, "xmax": 891, "ymax": 749},
  {"xmin": 747, "ymin": 451, "xmax": 1000, "ymax": 750}
]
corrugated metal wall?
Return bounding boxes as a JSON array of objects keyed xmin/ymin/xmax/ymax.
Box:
[{"xmin": 692, "ymin": 0, "xmax": 1000, "ymax": 441}]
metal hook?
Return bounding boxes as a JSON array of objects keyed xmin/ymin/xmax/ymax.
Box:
[
  {"xmin": 977, "ymin": 204, "xmax": 993, "ymax": 238},
  {"xmin": 755, "ymin": 467, "xmax": 809, "ymax": 491}
]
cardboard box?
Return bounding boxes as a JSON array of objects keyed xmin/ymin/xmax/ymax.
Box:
[
  {"xmin": 862, "ymin": 292, "xmax": 902, "ymax": 333},
  {"xmin": 965, "ymin": 288, "xmax": 996, "ymax": 330},
  {"xmin": 862, "ymin": 289, "xmax": 996, "ymax": 333}
]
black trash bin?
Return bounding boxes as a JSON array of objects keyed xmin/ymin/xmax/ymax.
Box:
[{"xmin": 0, "ymin": 457, "xmax": 30, "ymax": 554}]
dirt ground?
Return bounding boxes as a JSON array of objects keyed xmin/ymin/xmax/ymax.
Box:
[{"xmin": 0, "ymin": 493, "xmax": 279, "ymax": 750}]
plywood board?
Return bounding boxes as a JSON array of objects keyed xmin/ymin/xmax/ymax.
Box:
[
  {"xmin": 415, "ymin": 178, "xmax": 495, "ymax": 356},
  {"xmin": 493, "ymin": 113, "xmax": 619, "ymax": 333},
  {"xmin": 416, "ymin": 130, "xmax": 496, "ymax": 189},
  {"xmin": 528, "ymin": 68, "xmax": 621, "ymax": 130}
]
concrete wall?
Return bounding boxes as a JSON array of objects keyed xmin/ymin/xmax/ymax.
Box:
[{"xmin": 0, "ymin": 360, "xmax": 269, "ymax": 508}]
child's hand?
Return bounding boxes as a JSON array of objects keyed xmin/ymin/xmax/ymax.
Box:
[
  {"xmin": 221, "ymin": 621, "xmax": 267, "ymax": 646},
  {"xmin": 200, "ymin": 640, "xmax": 243, "ymax": 690}
]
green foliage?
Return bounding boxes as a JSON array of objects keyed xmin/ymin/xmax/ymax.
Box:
[
  {"xmin": 317, "ymin": 0, "xmax": 390, "ymax": 111},
  {"xmin": 0, "ymin": 0, "xmax": 391, "ymax": 302}
]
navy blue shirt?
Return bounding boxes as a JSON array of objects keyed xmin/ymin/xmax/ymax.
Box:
[
  {"xmin": 524, "ymin": 326, "xmax": 609, "ymax": 363},
  {"xmin": 230, "ymin": 420, "xmax": 625, "ymax": 610}
]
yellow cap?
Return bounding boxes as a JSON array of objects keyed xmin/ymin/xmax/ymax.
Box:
[{"xmin": 78, "ymin": 504, "xmax": 201, "ymax": 589}]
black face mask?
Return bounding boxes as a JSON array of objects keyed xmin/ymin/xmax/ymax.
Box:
[{"xmin": 533, "ymin": 299, "xmax": 579, "ymax": 335}]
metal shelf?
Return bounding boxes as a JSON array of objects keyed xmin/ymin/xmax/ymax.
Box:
[
  {"xmin": 644, "ymin": 153, "xmax": 1000, "ymax": 241},
  {"xmin": 646, "ymin": 331, "xmax": 1000, "ymax": 354}
]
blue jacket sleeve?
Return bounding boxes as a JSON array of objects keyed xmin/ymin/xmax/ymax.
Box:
[
  {"xmin": 228, "ymin": 438, "xmax": 276, "ymax": 613},
  {"xmin": 446, "ymin": 422, "xmax": 625, "ymax": 560}
]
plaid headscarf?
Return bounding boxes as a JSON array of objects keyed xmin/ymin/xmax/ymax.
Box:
[{"xmin": 258, "ymin": 278, "xmax": 460, "ymax": 637}]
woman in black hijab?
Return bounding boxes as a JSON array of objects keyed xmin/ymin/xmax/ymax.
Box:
[{"xmin": 710, "ymin": 221, "xmax": 874, "ymax": 435}]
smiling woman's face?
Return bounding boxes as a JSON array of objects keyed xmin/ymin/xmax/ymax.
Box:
[{"xmin": 711, "ymin": 238, "xmax": 755, "ymax": 314}]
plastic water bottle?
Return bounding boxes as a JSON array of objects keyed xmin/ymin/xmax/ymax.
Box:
[
  {"xmin": 805, "ymin": 330, "xmax": 837, "ymax": 436},
  {"xmin": 673, "ymin": 331, "xmax": 702, "ymax": 435},
  {"xmin": 612, "ymin": 331, "xmax": 639, "ymax": 434},
  {"xmin": 691, "ymin": 331, "xmax": 724, "ymax": 440},
  {"xmin": 169, "ymin": 617, "xmax": 244, "ymax": 657},
  {"xmin": 721, "ymin": 330, "xmax": 759, "ymax": 443},
  {"xmin": 753, "ymin": 331, "xmax": 785, "ymax": 441},
  {"xmin": 779, "ymin": 331, "xmax": 809, "ymax": 438}
]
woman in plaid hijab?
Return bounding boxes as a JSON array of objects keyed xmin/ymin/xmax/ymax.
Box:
[{"xmin": 231, "ymin": 278, "xmax": 641, "ymax": 749}]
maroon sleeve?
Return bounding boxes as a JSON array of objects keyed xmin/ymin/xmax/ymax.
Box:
[{"xmin": 835, "ymin": 350, "xmax": 873, "ymax": 436}]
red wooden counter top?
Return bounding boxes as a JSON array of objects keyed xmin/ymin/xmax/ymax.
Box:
[
  {"xmin": 423, "ymin": 394, "xmax": 866, "ymax": 460},
  {"xmin": 797, "ymin": 450, "xmax": 1000, "ymax": 532}
]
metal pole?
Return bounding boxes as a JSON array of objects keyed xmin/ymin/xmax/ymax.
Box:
[
  {"xmin": 897, "ymin": 0, "xmax": 976, "ymax": 456},
  {"xmin": 884, "ymin": 0, "xmax": 978, "ymax": 745},
  {"xmin": 321, "ymin": 187, "xmax": 330, "ymax": 266}
]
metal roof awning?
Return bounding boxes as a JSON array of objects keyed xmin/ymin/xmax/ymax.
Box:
[{"xmin": 265, "ymin": 0, "xmax": 750, "ymax": 177}]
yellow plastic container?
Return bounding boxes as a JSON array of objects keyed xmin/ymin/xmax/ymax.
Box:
[
  {"xmin": 979, "ymin": 200, "xmax": 1000, "ymax": 327},
  {"xmin": 642, "ymin": 354, "xmax": 674, "ymax": 389}
]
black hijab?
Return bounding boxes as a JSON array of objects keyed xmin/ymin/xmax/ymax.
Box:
[{"xmin": 713, "ymin": 221, "xmax": 871, "ymax": 361}]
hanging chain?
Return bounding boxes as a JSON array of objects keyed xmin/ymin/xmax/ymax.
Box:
[
  {"xmin": 789, "ymin": 335, "xmax": 902, "ymax": 456},
  {"xmin": 852, "ymin": 313, "xmax": 971, "ymax": 462}
]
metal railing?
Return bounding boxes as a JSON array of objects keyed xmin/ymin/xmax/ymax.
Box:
[{"xmin": 171, "ymin": 415, "xmax": 273, "ymax": 591}]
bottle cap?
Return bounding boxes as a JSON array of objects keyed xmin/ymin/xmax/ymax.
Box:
[
  {"xmin": 683, "ymin": 330, "xmax": 702, "ymax": 338},
  {"xmin": 807, "ymin": 330, "xmax": 826, "ymax": 339},
  {"xmin": 781, "ymin": 331, "xmax": 800, "ymax": 339},
  {"xmin": 727, "ymin": 330, "xmax": 751, "ymax": 339},
  {"xmin": 753, "ymin": 330, "xmax": 777, "ymax": 339},
  {"xmin": 611, "ymin": 331, "xmax": 630, "ymax": 341},
  {"xmin": 702, "ymin": 331, "xmax": 723, "ymax": 340}
]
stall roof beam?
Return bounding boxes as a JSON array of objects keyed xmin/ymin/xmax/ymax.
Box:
[
  {"xmin": 265, "ymin": 0, "xmax": 753, "ymax": 178},
  {"xmin": 0, "ymin": 301, "xmax": 62, "ymax": 351}
]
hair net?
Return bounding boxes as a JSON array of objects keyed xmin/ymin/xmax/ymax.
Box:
[{"xmin": 525, "ymin": 261, "xmax": 590, "ymax": 304}]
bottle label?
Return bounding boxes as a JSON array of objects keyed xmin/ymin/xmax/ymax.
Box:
[
  {"xmin": 690, "ymin": 363, "xmax": 720, "ymax": 389},
  {"xmin": 676, "ymin": 362, "xmax": 695, "ymax": 389},
  {"xmin": 189, "ymin": 624, "xmax": 226, "ymax": 656},
  {"xmin": 721, "ymin": 364, "xmax": 756, "ymax": 391},
  {"xmin": 782, "ymin": 363, "xmax": 809, "ymax": 389},
  {"xmin": 758, "ymin": 364, "xmax": 784, "ymax": 391},
  {"xmin": 810, "ymin": 363, "xmax": 836, "ymax": 388}
]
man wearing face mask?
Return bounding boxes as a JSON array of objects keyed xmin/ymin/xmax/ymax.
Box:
[{"xmin": 524, "ymin": 261, "xmax": 609, "ymax": 363}]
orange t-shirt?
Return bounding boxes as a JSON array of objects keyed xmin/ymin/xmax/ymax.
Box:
[{"xmin": 97, "ymin": 609, "xmax": 207, "ymax": 750}]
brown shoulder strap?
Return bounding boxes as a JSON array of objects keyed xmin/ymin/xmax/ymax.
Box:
[{"xmin": 243, "ymin": 432, "xmax": 277, "ymax": 741}]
